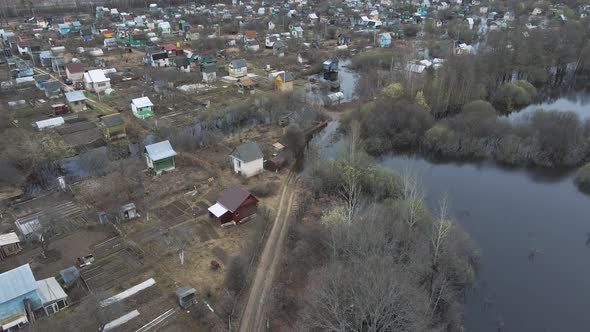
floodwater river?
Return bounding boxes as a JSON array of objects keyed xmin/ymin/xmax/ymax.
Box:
[{"xmin": 316, "ymin": 93, "xmax": 590, "ymax": 331}]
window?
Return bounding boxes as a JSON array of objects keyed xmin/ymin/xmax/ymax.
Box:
[
  {"xmin": 97, "ymin": 82, "xmax": 106, "ymax": 87},
  {"xmin": 237, "ymin": 160, "xmax": 241, "ymax": 168}
]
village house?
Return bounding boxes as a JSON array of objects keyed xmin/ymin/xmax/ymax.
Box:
[
  {"xmin": 0, "ymin": 264, "xmax": 68, "ymax": 330},
  {"xmin": 158, "ymin": 21, "xmax": 172, "ymax": 35},
  {"xmin": 100, "ymin": 113, "xmax": 126, "ymax": 140},
  {"xmin": 64, "ymin": 91, "xmax": 87, "ymax": 112},
  {"xmin": 147, "ymin": 51, "xmax": 169, "ymax": 68},
  {"xmin": 84, "ymin": 69, "xmax": 111, "ymax": 93},
  {"xmin": 144, "ymin": 140, "xmax": 176, "ymax": 174},
  {"xmin": 104, "ymin": 38, "xmax": 117, "ymax": 49},
  {"xmin": 131, "ymin": 96, "xmax": 154, "ymax": 119},
  {"xmin": 43, "ymin": 80, "xmax": 62, "ymax": 99},
  {"xmin": 228, "ymin": 59, "xmax": 248, "ymax": 77},
  {"xmin": 291, "ymin": 26, "xmax": 304, "ymax": 38},
  {"xmin": 237, "ymin": 77, "xmax": 256, "ymax": 95},
  {"xmin": 201, "ymin": 62, "xmax": 217, "ymax": 82},
  {"xmin": 65, "ymin": 63, "xmax": 85, "ymax": 82},
  {"xmin": 208, "ymin": 186, "xmax": 259, "ymax": 225},
  {"xmin": 175, "ymin": 56, "xmax": 191, "ymax": 72},
  {"xmin": 0, "ymin": 232, "xmax": 22, "ymax": 260},
  {"xmin": 128, "ymin": 33, "xmax": 147, "ymax": 47},
  {"xmin": 229, "ymin": 142, "xmax": 264, "ymax": 178},
  {"xmin": 275, "ymin": 72, "xmax": 294, "ymax": 92}
]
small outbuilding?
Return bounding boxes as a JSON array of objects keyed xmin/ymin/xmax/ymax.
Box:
[
  {"xmin": 65, "ymin": 63, "xmax": 85, "ymax": 81},
  {"xmin": 119, "ymin": 203, "xmax": 139, "ymax": 221},
  {"xmin": 175, "ymin": 286, "xmax": 196, "ymax": 309},
  {"xmin": 0, "ymin": 232, "xmax": 22, "ymax": 260},
  {"xmin": 131, "ymin": 96, "xmax": 154, "ymax": 119},
  {"xmin": 100, "ymin": 114, "xmax": 126, "ymax": 140},
  {"xmin": 275, "ymin": 72, "xmax": 294, "ymax": 92},
  {"xmin": 144, "ymin": 140, "xmax": 177, "ymax": 174}
]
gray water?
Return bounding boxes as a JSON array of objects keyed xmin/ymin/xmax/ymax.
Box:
[
  {"xmin": 305, "ymin": 59, "xmax": 360, "ymax": 105},
  {"xmin": 315, "ymin": 107, "xmax": 590, "ymax": 331},
  {"xmin": 508, "ymin": 92, "xmax": 590, "ymax": 123}
]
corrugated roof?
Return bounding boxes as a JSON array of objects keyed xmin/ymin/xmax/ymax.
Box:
[
  {"xmin": 217, "ymin": 186, "xmax": 252, "ymax": 212},
  {"xmin": 36, "ymin": 277, "xmax": 67, "ymax": 304},
  {"xmin": 131, "ymin": 96, "xmax": 153, "ymax": 108},
  {"xmin": 65, "ymin": 90, "xmax": 86, "ymax": 103},
  {"xmin": 145, "ymin": 140, "xmax": 176, "ymax": 161},
  {"xmin": 230, "ymin": 142, "xmax": 263, "ymax": 163},
  {"xmin": 0, "ymin": 264, "xmax": 37, "ymax": 304},
  {"xmin": 0, "ymin": 232, "xmax": 20, "ymax": 246}
]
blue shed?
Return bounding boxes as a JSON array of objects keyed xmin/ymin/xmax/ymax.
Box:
[{"xmin": 0, "ymin": 264, "xmax": 42, "ymax": 329}]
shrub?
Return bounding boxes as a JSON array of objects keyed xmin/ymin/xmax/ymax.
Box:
[{"xmin": 575, "ymin": 163, "xmax": 590, "ymax": 193}]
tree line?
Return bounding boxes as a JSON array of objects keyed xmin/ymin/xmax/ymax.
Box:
[{"xmin": 269, "ymin": 130, "xmax": 476, "ymax": 331}]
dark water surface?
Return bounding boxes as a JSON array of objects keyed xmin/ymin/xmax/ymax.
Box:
[{"xmin": 316, "ymin": 117, "xmax": 590, "ymax": 331}]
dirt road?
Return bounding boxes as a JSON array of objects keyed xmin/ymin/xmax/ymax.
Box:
[{"xmin": 238, "ymin": 173, "xmax": 298, "ymax": 332}]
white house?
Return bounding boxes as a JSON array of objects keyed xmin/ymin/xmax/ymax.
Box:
[
  {"xmin": 83, "ymin": 69, "xmax": 110, "ymax": 93},
  {"xmin": 229, "ymin": 142, "xmax": 264, "ymax": 178}
]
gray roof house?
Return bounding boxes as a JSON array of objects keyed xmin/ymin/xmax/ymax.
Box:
[
  {"xmin": 64, "ymin": 90, "xmax": 87, "ymax": 111},
  {"xmin": 229, "ymin": 142, "xmax": 264, "ymax": 178},
  {"xmin": 144, "ymin": 140, "xmax": 177, "ymax": 174}
]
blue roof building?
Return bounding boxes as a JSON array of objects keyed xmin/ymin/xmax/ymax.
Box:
[{"xmin": 0, "ymin": 264, "xmax": 41, "ymax": 330}]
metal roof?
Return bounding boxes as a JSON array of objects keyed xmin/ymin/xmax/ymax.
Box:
[
  {"xmin": 0, "ymin": 264, "xmax": 37, "ymax": 304},
  {"xmin": 85, "ymin": 69, "xmax": 109, "ymax": 83},
  {"xmin": 131, "ymin": 96, "xmax": 153, "ymax": 108},
  {"xmin": 36, "ymin": 277, "xmax": 67, "ymax": 304},
  {"xmin": 230, "ymin": 142, "xmax": 263, "ymax": 163},
  {"xmin": 208, "ymin": 202, "xmax": 228, "ymax": 218},
  {"xmin": 65, "ymin": 90, "xmax": 86, "ymax": 103},
  {"xmin": 0, "ymin": 232, "xmax": 20, "ymax": 246},
  {"xmin": 145, "ymin": 140, "xmax": 176, "ymax": 161},
  {"xmin": 217, "ymin": 186, "xmax": 253, "ymax": 212}
]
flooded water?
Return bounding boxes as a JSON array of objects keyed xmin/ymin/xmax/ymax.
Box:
[
  {"xmin": 305, "ymin": 59, "xmax": 360, "ymax": 105},
  {"xmin": 315, "ymin": 119, "xmax": 590, "ymax": 331},
  {"xmin": 508, "ymin": 92, "xmax": 590, "ymax": 122}
]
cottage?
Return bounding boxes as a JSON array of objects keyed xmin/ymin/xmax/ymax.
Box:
[
  {"xmin": 246, "ymin": 39, "xmax": 260, "ymax": 52},
  {"xmin": 101, "ymin": 114, "xmax": 126, "ymax": 140},
  {"xmin": 144, "ymin": 140, "xmax": 176, "ymax": 174},
  {"xmin": 208, "ymin": 186, "xmax": 259, "ymax": 225},
  {"xmin": 175, "ymin": 56, "xmax": 191, "ymax": 72},
  {"xmin": 201, "ymin": 62, "xmax": 217, "ymax": 82},
  {"xmin": 65, "ymin": 63, "xmax": 84, "ymax": 81},
  {"xmin": 131, "ymin": 96, "xmax": 154, "ymax": 119},
  {"xmin": 43, "ymin": 80, "xmax": 62, "ymax": 99},
  {"xmin": 104, "ymin": 38, "xmax": 117, "ymax": 49},
  {"xmin": 275, "ymin": 72, "xmax": 294, "ymax": 92},
  {"xmin": 228, "ymin": 59, "xmax": 247, "ymax": 77},
  {"xmin": 229, "ymin": 142, "xmax": 264, "ymax": 178},
  {"xmin": 64, "ymin": 91, "xmax": 87, "ymax": 112},
  {"xmin": 51, "ymin": 56, "xmax": 66, "ymax": 73},
  {"xmin": 128, "ymin": 33, "xmax": 146, "ymax": 47},
  {"xmin": 16, "ymin": 60, "xmax": 33, "ymax": 78},
  {"xmin": 273, "ymin": 40, "xmax": 285, "ymax": 57},
  {"xmin": 51, "ymin": 103, "xmax": 69, "ymax": 116},
  {"xmin": 379, "ymin": 32, "xmax": 392, "ymax": 47},
  {"xmin": 158, "ymin": 21, "xmax": 172, "ymax": 35},
  {"xmin": 147, "ymin": 51, "xmax": 169, "ymax": 68},
  {"xmin": 84, "ymin": 69, "xmax": 111, "ymax": 93},
  {"xmin": 0, "ymin": 264, "xmax": 68, "ymax": 330},
  {"xmin": 80, "ymin": 28, "xmax": 93, "ymax": 41},
  {"xmin": 237, "ymin": 77, "xmax": 256, "ymax": 94},
  {"xmin": 0, "ymin": 232, "xmax": 21, "ymax": 260},
  {"xmin": 265, "ymin": 34, "xmax": 279, "ymax": 48},
  {"xmin": 291, "ymin": 26, "xmax": 304, "ymax": 38},
  {"xmin": 176, "ymin": 286, "xmax": 196, "ymax": 309},
  {"xmin": 34, "ymin": 74, "xmax": 50, "ymax": 89},
  {"xmin": 57, "ymin": 23, "xmax": 71, "ymax": 35}
]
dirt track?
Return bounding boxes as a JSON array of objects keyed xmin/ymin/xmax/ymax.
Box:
[{"xmin": 238, "ymin": 173, "xmax": 298, "ymax": 332}]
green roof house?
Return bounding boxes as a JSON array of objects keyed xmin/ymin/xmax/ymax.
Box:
[
  {"xmin": 129, "ymin": 33, "xmax": 147, "ymax": 47},
  {"xmin": 131, "ymin": 96, "xmax": 154, "ymax": 119},
  {"xmin": 145, "ymin": 140, "xmax": 176, "ymax": 174}
]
